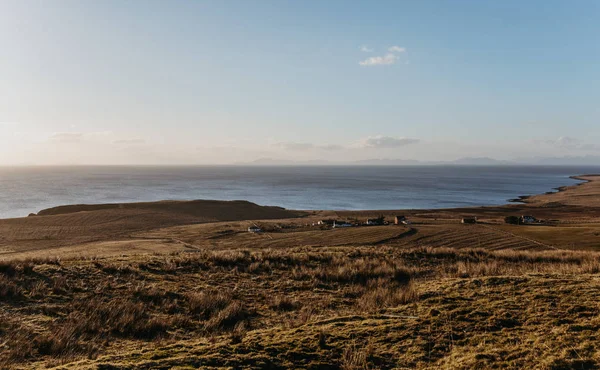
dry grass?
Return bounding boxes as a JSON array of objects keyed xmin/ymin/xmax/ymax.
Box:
[
  {"xmin": 341, "ymin": 341, "xmax": 374, "ymax": 370},
  {"xmin": 1, "ymin": 174, "xmax": 600, "ymax": 368},
  {"xmin": 0, "ymin": 200, "xmax": 303, "ymax": 260},
  {"xmin": 0, "ymin": 246, "xmax": 599, "ymax": 369}
]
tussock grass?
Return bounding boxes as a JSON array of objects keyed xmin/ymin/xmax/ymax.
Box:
[
  {"xmin": 1, "ymin": 246, "xmax": 599, "ymax": 368},
  {"xmin": 186, "ymin": 290, "xmax": 233, "ymax": 318},
  {"xmin": 204, "ymin": 301, "xmax": 250, "ymax": 332},
  {"xmin": 270, "ymin": 295, "xmax": 301, "ymax": 311},
  {"xmin": 0, "ymin": 275, "xmax": 22, "ymax": 298},
  {"xmin": 356, "ymin": 280, "xmax": 418, "ymax": 312},
  {"xmin": 341, "ymin": 341, "xmax": 374, "ymax": 370}
]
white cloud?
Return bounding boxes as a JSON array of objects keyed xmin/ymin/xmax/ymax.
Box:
[
  {"xmin": 388, "ymin": 46, "xmax": 406, "ymax": 53},
  {"xmin": 359, "ymin": 53, "xmax": 398, "ymax": 66},
  {"xmin": 360, "ymin": 135, "xmax": 420, "ymax": 148},
  {"xmin": 357, "ymin": 45, "xmax": 406, "ymax": 67},
  {"xmin": 360, "ymin": 45, "xmax": 373, "ymax": 53}
]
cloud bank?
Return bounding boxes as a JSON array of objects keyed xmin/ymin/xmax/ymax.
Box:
[
  {"xmin": 275, "ymin": 136, "xmax": 420, "ymax": 152},
  {"xmin": 360, "ymin": 135, "xmax": 420, "ymax": 148},
  {"xmin": 541, "ymin": 136, "xmax": 599, "ymax": 151},
  {"xmin": 274, "ymin": 142, "xmax": 344, "ymax": 151}
]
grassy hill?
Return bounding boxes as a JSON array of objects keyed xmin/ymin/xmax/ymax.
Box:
[
  {"xmin": 0, "ymin": 200, "xmax": 304, "ymax": 259},
  {"xmin": 1, "ymin": 246, "xmax": 598, "ymax": 369}
]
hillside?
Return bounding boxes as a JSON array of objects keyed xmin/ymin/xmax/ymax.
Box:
[
  {"xmin": 1, "ymin": 247, "xmax": 598, "ymax": 369},
  {"xmin": 0, "ymin": 200, "xmax": 303, "ymax": 259}
]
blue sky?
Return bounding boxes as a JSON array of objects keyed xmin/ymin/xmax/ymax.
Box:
[{"xmin": 0, "ymin": 0, "xmax": 599, "ymax": 164}]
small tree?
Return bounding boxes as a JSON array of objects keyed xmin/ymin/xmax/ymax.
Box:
[{"xmin": 504, "ymin": 216, "xmax": 520, "ymax": 225}]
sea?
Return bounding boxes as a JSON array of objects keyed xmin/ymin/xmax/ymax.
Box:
[{"xmin": 0, "ymin": 165, "xmax": 598, "ymax": 219}]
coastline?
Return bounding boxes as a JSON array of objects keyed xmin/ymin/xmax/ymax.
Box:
[
  {"xmin": 513, "ymin": 173, "xmax": 600, "ymax": 208},
  {"xmin": 3, "ymin": 173, "xmax": 600, "ymax": 261},
  {"xmin": 508, "ymin": 174, "xmax": 596, "ymax": 204},
  {"xmin": 2, "ymin": 173, "xmax": 600, "ymax": 221}
]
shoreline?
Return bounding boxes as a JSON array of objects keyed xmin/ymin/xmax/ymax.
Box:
[
  {"xmin": 3, "ymin": 174, "xmax": 600, "ymax": 221},
  {"xmin": 507, "ymin": 174, "xmax": 596, "ymax": 204},
  {"xmin": 2, "ymin": 174, "xmax": 600, "ymax": 261}
]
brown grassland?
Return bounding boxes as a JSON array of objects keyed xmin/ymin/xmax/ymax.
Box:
[{"xmin": 1, "ymin": 175, "xmax": 599, "ymax": 369}]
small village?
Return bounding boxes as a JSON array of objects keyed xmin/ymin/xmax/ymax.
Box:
[
  {"xmin": 315, "ymin": 215, "xmax": 411, "ymax": 228},
  {"xmin": 248, "ymin": 214, "xmax": 543, "ymax": 233},
  {"xmin": 248, "ymin": 215, "xmax": 409, "ymax": 233}
]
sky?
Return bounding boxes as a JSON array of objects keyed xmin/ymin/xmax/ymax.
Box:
[{"xmin": 0, "ymin": 0, "xmax": 599, "ymax": 165}]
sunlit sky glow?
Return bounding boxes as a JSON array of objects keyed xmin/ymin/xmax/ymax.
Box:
[{"xmin": 1, "ymin": 0, "xmax": 599, "ymax": 165}]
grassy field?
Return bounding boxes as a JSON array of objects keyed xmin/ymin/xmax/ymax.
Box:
[
  {"xmin": 494, "ymin": 224, "xmax": 600, "ymax": 250},
  {"xmin": 1, "ymin": 247, "xmax": 599, "ymax": 369},
  {"xmin": 1, "ymin": 176, "xmax": 600, "ymax": 368},
  {"xmin": 0, "ymin": 200, "xmax": 304, "ymax": 260}
]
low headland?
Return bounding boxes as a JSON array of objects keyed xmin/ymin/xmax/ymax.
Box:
[{"xmin": 0, "ymin": 174, "xmax": 599, "ymax": 369}]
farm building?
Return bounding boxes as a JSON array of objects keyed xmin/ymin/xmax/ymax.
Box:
[
  {"xmin": 461, "ymin": 217, "xmax": 477, "ymax": 224},
  {"xmin": 366, "ymin": 217, "xmax": 385, "ymax": 226},
  {"xmin": 333, "ymin": 221, "xmax": 353, "ymax": 228},
  {"xmin": 520, "ymin": 215, "xmax": 538, "ymax": 224},
  {"xmin": 248, "ymin": 226, "xmax": 262, "ymax": 233},
  {"xmin": 394, "ymin": 216, "xmax": 406, "ymax": 225}
]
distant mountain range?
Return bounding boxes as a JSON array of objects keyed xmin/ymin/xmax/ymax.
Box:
[
  {"xmin": 238, "ymin": 156, "xmax": 600, "ymax": 166},
  {"xmin": 515, "ymin": 155, "xmax": 600, "ymax": 166}
]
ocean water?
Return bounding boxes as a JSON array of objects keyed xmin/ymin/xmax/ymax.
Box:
[{"xmin": 0, "ymin": 165, "xmax": 598, "ymax": 219}]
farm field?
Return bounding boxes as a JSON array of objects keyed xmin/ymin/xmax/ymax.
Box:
[
  {"xmin": 493, "ymin": 224, "xmax": 600, "ymax": 251},
  {"xmin": 137, "ymin": 222, "xmax": 413, "ymax": 250}
]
